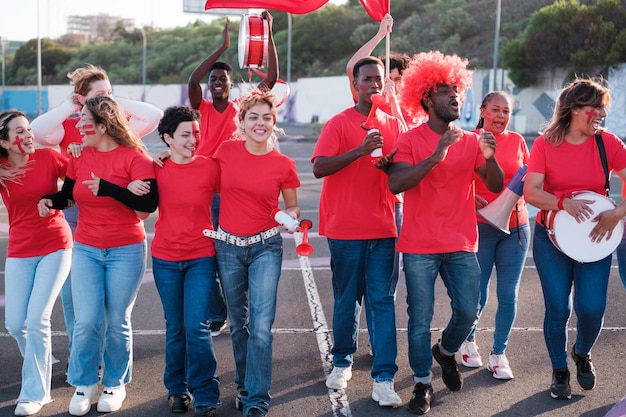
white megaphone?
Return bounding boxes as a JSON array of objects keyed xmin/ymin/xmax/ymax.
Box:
[{"xmin": 477, "ymin": 164, "xmax": 527, "ymax": 234}]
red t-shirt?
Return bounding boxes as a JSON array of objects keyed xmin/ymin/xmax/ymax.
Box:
[
  {"xmin": 197, "ymin": 99, "xmax": 238, "ymax": 157},
  {"xmin": 214, "ymin": 140, "xmax": 300, "ymax": 236},
  {"xmin": 60, "ymin": 117, "xmax": 83, "ymax": 156},
  {"xmin": 528, "ymin": 131, "xmax": 626, "ymax": 226},
  {"xmin": 67, "ymin": 145, "xmax": 155, "ymax": 248},
  {"xmin": 151, "ymin": 156, "xmax": 219, "ymax": 261},
  {"xmin": 394, "ymin": 123, "xmax": 486, "ymax": 254},
  {"xmin": 0, "ymin": 149, "xmax": 72, "ymax": 257},
  {"xmin": 473, "ymin": 130, "xmax": 530, "ymax": 229},
  {"xmin": 312, "ymin": 107, "xmax": 400, "ymax": 239}
]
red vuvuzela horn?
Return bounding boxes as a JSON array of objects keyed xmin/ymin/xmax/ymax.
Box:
[{"xmin": 296, "ymin": 219, "xmax": 314, "ymax": 257}]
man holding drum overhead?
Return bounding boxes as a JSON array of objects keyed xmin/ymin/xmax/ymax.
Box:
[
  {"xmin": 187, "ymin": 11, "xmax": 278, "ymax": 337},
  {"xmin": 524, "ymin": 77, "xmax": 626, "ymax": 401}
]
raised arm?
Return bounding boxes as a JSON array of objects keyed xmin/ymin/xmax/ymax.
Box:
[
  {"xmin": 258, "ymin": 11, "xmax": 278, "ymax": 92},
  {"xmin": 116, "ymin": 97, "xmax": 163, "ymax": 137},
  {"xmin": 346, "ymin": 14, "xmax": 393, "ymax": 103},
  {"xmin": 188, "ymin": 18, "xmax": 230, "ymax": 110},
  {"xmin": 31, "ymin": 95, "xmax": 81, "ymax": 146}
]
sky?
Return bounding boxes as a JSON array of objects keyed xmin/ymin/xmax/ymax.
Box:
[{"xmin": 1, "ymin": 0, "xmax": 346, "ymax": 42}]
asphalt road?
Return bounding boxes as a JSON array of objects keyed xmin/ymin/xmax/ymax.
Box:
[{"xmin": 1, "ymin": 131, "xmax": 626, "ymax": 417}]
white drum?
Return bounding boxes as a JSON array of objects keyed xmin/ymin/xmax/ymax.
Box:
[
  {"xmin": 545, "ymin": 191, "xmax": 623, "ymax": 263},
  {"xmin": 238, "ymin": 14, "xmax": 268, "ymax": 69}
]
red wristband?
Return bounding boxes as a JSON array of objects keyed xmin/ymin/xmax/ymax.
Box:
[{"xmin": 557, "ymin": 196, "xmax": 566, "ymax": 210}]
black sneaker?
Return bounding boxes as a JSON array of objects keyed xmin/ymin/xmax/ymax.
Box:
[
  {"xmin": 169, "ymin": 393, "xmax": 191, "ymax": 413},
  {"xmin": 432, "ymin": 343, "xmax": 462, "ymax": 391},
  {"xmin": 235, "ymin": 390, "xmax": 248, "ymax": 411},
  {"xmin": 550, "ymin": 368, "xmax": 572, "ymax": 399},
  {"xmin": 209, "ymin": 321, "xmax": 227, "ymax": 337},
  {"xmin": 195, "ymin": 405, "xmax": 217, "ymax": 417},
  {"xmin": 247, "ymin": 407, "xmax": 264, "ymax": 416},
  {"xmin": 408, "ymin": 382, "xmax": 433, "ymax": 414},
  {"xmin": 571, "ymin": 345, "xmax": 596, "ymax": 390}
]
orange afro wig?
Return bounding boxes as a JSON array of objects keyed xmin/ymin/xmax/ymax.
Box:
[{"xmin": 399, "ymin": 51, "xmax": 473, "ymax": 121}]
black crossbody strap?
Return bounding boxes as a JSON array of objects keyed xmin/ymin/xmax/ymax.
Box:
[{"xmin": 595, "ymin": 132, "xmax": 610, "ymax": 196}]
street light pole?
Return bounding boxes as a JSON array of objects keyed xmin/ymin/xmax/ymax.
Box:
[
  {"xmin": 1, "ymin": 38, "xmax": 7, "ymax": 111},
  {"xmin": 286, "ymin": 13, "xmax": 292, "ymax": 122},
  {"xmin": 139, "ymin": 27, "xmax": 146, "ymax": 102},
  {"xmin": 492, "ymin": 0, "xmax": 502, "ymax": 91},
  {"xmin": 37, "ymin": 0, "xmax": 43, "ymax": 115}
]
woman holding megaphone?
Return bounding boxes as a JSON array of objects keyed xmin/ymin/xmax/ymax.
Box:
[{"xmin": 459, "ymin": 91, "xmax": 530, "ymax": 381}]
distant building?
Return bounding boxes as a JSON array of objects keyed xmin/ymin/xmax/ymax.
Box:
[{"xmin": 66, "ymin": 14, "xmax": 135, "ymax": 41}]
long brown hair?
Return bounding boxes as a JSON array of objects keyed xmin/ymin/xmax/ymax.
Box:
[
  {"xmin": 541, "ymin": 77, "xmax": 610, "ymax": 146},
  {"xmin": 84, "ymin": 96, "xmax": 145, "ymax": 149}
]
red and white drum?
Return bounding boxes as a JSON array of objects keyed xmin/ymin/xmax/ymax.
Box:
[
  {"xmin": 238, "ymin": 14, "xmax": 269, "ymax": 69},
  {"xmin": 545, "ymin": 191, "xmax": 623, "ymax": 263}
]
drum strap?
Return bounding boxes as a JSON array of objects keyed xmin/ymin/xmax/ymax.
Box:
[{"xmin": 595, "ymin": 132, "xmax": 610, "ymax": 196}]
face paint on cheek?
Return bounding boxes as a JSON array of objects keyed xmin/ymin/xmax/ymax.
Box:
[
  {"xmin": 82, "ymin": 123, "xmax": 97, "ymax": 135},
  {"xmin": 585, "ymin": 109, "xmax": 598, "ymax": 124},
  {"xmin": 12, "ymin": 135, "xmax": 25, "ymax": 153}
]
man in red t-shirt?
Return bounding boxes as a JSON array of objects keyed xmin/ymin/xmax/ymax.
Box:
[
  {"xmin": 387, "ymin": 51, "xmax": 504, "ymax": 414},
  {"xmin": 312, "ymin": 56, "xmax": 403, "ymax": 408},
  {"xmin": 187, "ymin": 12, "xmax": 278, "ymax": 336}
]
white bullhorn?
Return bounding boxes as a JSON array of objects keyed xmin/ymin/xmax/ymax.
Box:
[{"xmin": 477, "ymin": 165, "xmax": 527, "ymax": 234}]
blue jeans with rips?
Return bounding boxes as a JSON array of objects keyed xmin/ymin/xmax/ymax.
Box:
[
  {"xmin": 67, "ymin": 241, "xmax": 146, "ymax": 388},
  {"xmin": 215, "ymin": 233, "xmax": 282, "ymax": 416},
  {"xmin": 152, "ymin": 256, "xmax": 220, "ymax": 407},
  {"xmin": 467, "ymin": 222, "xmax": 530, "ymax": 354},
  {"xmin": 403, "ymin": 251, "xmax": 481, "ymax": 380},
  {"xmin": 327, "ymin": 238, "xmax": 399, "ymax": 382},
  {"xmin": 533, "ymin": 224, "xmax": 610, "ymax": 369}
]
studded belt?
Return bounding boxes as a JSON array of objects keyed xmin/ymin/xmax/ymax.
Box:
[{"xmin": 203, "ymin": 226, "xmax": 280, "ymax": 247}]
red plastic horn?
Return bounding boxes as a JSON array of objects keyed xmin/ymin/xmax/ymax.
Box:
[
  {"xmin": 296, "ymin": 219, "xmax": 314, "ymax": 256},
  {"xmin": 361, "ymin": 94, "xmax": 387, "ymax": 130}
]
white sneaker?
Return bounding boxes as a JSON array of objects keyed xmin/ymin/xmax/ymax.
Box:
[
  {"xmin": 97, "ymin": 385, "xmax": 126, "ymax": 412},
  {"xmin": 488, "ymin": 353, "xmax": 514, "ymax": 380},
  {"xmin": 14, "ymin": 401, "xmax": 42, "ymax": 416},
  {"xmin": 460, "ymin": 340, "xmax": 483, "ymax": 368},
  {"xmin": 69, "ymin": 385, "xmax": 99, "ymax": 416},
  {"xmin": 326, "ymin": 366, "xmax": 352, "ymax": 390},
  {"xmin": 372, "ymin": 381, "xmax": 403, "ymax": 407}
]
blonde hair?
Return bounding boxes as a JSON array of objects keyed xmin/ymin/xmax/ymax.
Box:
[
  {"xmin": 0, "ymin": 110, "xmax": 32, "ymax": 188},
  {"xmin": 235, "ymin": 90, "xmax": 283, "ymax": 148},
  {"xmin": 68, "ymin": 64, "xmax": 109, "ymax": 96},
  {"xmin": 541, "ymin": 77, "xmax": 610, "ymax": 146},
  {"xmin": 84, "ymin": 96, "xmax": 145, "ymax": 149}
]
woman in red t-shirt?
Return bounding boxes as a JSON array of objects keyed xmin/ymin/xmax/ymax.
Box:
[
  {"xmin": 38, "ymin": 96, "xmax": 158, "ymax": 416},
  {"xmin": 0, "ymin": 110, "xmax": 72, "ymax": 416},
  {"xmin": 210, "ymin": 90, "xmax": 300, "ymax": 417},
  {"xmin": 459, "ymin": 91, "xmax": 530, "ymax": 380},
  {"xmin": 30, "ymin": 64, "xmax": 162, "ymax": 358},
  {"xmin": 524, "ymin": 78, "xmax": 626, "ymax": 400}
]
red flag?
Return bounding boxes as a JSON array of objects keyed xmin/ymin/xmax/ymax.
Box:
[
  {"xmin": 205, "ymin": 0, "xmax": 329, "ymax": 14},
  {"xmin": 359, "ymin": 0, "xmax": 389, "ymax": 21}
]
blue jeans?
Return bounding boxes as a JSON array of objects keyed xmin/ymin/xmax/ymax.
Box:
[
  {"xmin": 215, "ymin": 233, "xmax": 282, "ymax": 415},
  {"xmin": 68, "ymin": 241, "xmax": 146, "ymax": 388},
  {"xmin": 209, "ymin": 193, "xmax": 228, "ymax": 322},
  {"xmin": 404, "ymin": 252, "xmax": 481, "ymax": 380},
  {"xmin": 467, "ymin": 222, "xmax": 530, "ymax": 354},
  {"xmin": 60, "ymin": 205, "xmax": 78, "ymax": 351},
  {"xmin": 152, "ymin": 256, "xmax": 220, "ymax": 407},
  {"xmin": 616, "ymin": 222, "xmax": 626, "ymax": 290},
  {"xmin": 533, "ymin": 224, "xmax": 610, "ymax": 369},
  {"xmin": 327, "ymin": 238, "xmax": 398, "ymax": 381},
  {"xmin": 4, "ymin": 249, "xmax": 71, "ymax": 403}
]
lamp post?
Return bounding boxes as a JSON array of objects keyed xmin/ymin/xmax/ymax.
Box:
[
  {"xmin": 286, "ymin": 13, "xmax": 292, "ymax": 122},
  {"xmin": 37, "ymin": 0, "xmax": 43, "ymax": 115},
  {"xmin": 492, "ymin": 0, "xmax": 502, "ymax": 91},
  {"xmin": 1, "ymin": 37, "xmax": 8, "ymax": 111},
  {"xmin": 139, "ymin": 27, "xmax": 146, "ymax": 102}
]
